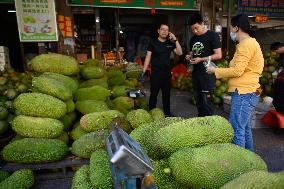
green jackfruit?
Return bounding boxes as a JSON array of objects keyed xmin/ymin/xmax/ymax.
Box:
[
  {"xmin": 2, "ymin": 138, "xmax": 69, "ymax": 163},
  {"xmin": 90, "ymin": 149, "xmax": 112, "ymax": 189},
  {"xmin": 111, "ymin": 85, "xmax": 133, "ymax": 98},
  {"xmin": 59, "ymin": 114, "xmax": 73, "ymax": 131},
  {"xmin": 76, "ymin": 100, "xmax": 110, "ymax": 114},
  {"xmin": 80, "ymin": 66, "xmax": 105, "ymax": 79},
  {"xmin": 30, "ymin": 53, "xmax": 79, "ymax": 75},
  {"xmin": 82, "ymin": 59, "xmax": 102, "ymax": 67},
  {"xmin": 125, "ymin": 70, "xmax": 141, "ymax": 79},
  {"xmin": 149, "ymin": 108, "xmax": 165, "ymax": 121},
  {"xmin": 169, "ymin": 143, "xmax": 267, "ymax": 189},
  {"xmin": 80, "ymin": 110, "xmax": 124, "ymax": 132},
  {"xmin": 130, "ymin": 117, "xmax": 183, "ymax": 160},
  {"xmin": 123, "ymin": 78, "xmax": 138, "ymax": 88},
  {"xmin": 111, "ymin": 96, "xmax": 134, "ymax": 114},
  {"xmin": 13, "ymin": 93, "xmax": 67, "ymax": 119},
  {"xmin": 126, "ymin": 109, "xmax": 153, "ymax": 129},
  {"xmin": 71, "ymin": 130, "xmax": 108, "ymax": 158},
  {"xmin": 74, "ymin": 86, "xmax": 111, "ymax": 101},
  {"xmin": 56, "ymin": 131, "xmax": 69, "ymax": 144},
  {"xmin": 0, "ymin": 169, "xmax": 34, "ymax": 189},
  {"xmin": 32, "ymin": 76, "xmax": 73, "ymax": 101},
  {"xmin": 136, "ymin": 97, "xmax": 149, "ymax": 110},
  {"xmin": 71, "ymin": 165, "xmax": 93, "ymax": 189},
  {"xmin": 70, "ymin": 124, "xmax": 88, "ymax": 141},
  {"xmin": 111, "ymin": 116, "xmax": 133, "ymax": 133},
  {"xmin": 41, "ymin": 72, "xmax": 79, "ymax": 94},
  {"xmin": 79, "ymin": 77, "xmax": 108, "ymax": 89},
  {"xmin": 106, "ymin": 68, "xmax": 126, "ymax": 87},
  {"xmin": 12, "ymin": 115, "xmax": 64, "ymax": 138},
  {"xmin": 0, "ymin": 170, "xmax": 10, "ymax": 183},
  {"xmin": 155, "ymin": 115, "xmax": 234, "ymax": 157},
  {"xmin": 66, "ymin": 99, "xmax": 76, "ymax": 113},
  {"xmin": 221, "ymin": 170, "xmax": 284, "ymax": 189}
]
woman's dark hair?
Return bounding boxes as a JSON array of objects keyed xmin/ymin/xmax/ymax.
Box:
[
  {"xmin": 188, "ymin": 13, "xmax": 203, "ymax": 26},
  {"xmin": 231, "ymin": 14, "xmax": 255, "ymax": 37}
]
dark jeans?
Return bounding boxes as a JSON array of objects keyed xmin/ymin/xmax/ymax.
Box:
[
  {"xmin": 192, "ymin": 74, "xmax": 215, "ymax": 117},
  {"xmin": 149, "ymin": 71, "xmax": 171, "ymax": 115}
]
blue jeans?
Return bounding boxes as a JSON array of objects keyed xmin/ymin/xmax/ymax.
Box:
[{"xmin": 229, "ymin": 90, "xmax": 259, "ymax": 151}]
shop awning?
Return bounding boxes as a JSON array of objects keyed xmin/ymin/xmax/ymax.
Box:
[{"xmin": 67, "ymin": 0, "xmax": 200, "ymax": 10}]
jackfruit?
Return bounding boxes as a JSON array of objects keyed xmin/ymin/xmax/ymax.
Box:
[
  {"xmin": 106, "ymin": 68, "xmax": 126, "ymax": 87},
  {"xmin": 80, "ymin": 66, "xmax": 105, "ymax": 79},
  {"xmin": 125, "ymin": 70, "xmax": 141, "ymax": 79},
  {"xmin": 90, "ymin": 149, "xmax": 113, "ymax": 189},
  {"xmin": 126, "ymin": 109, "xmax": 153, "ymax": 129},
  {"xmin": 0, "ymin": 169, "xmax": 34, "ymax": 189},
  {"xmin": 149, "ymin": 108, "xmax": 165, "ymax": 121},
  {"xmin": 82, "ymin": 58, "xmax": 102, "ymax": 67},
  {"xmin": 123, "ymin": 78, "xmax": 138, "ymax": 88},
  {"xmin": 59, "ymin": 114, "xmax": 74, "ymax": 131},
  {"xmin": 221, "ymin": 170, "xmax": 284, "ymax": 189},
  {"xmin": 41, "ymin": 72, "xmax": 79, "ymax": 94},
  {"xmin": 56, "ymin": 131, "xmax": 69, "ymax": 144},
  {"xmin": 111, "ymin": 96, "xmax": 134, "ymax": 114},
  {"xmin": 30, "ymin": 53, "xmax": 79, "ymax": 75},
  {"xmin": 70, "ymin": 123, "xmax": 88, "ymax": 141},
  {"xmin": 71, "ymin": 130, "xmax": 108, "ymax": 158},
  {"xmin": 79, "ymin": 77, "xmax": 108, "ymax": 89},
  {"xmin": 12, "ymin": 115, "xmax": 64, "ymax": 138},
  {"xmin": 66, "ymin": 99, "xmax": 76, "ymax": 113},
  {"xmin": 111, "ymin": 116, "xmax": 133, "ymax": 133},
  {"xmin": 74, "ymin": 86, "xmax": 111, "ymax": 101},
  {"xmin": 155, "ymin": 116, "xmax": 234, "ymax": 157},
  {"xmin": 75, "ymin": 100, "xmax": 110, "ymax": 114},
  {"xmin": 0, "ymin": 170, "xmax": 9, "ymax": 182},
  {"xmin": 130, "ymin": 117, "xmax": 183, "ymax": 160},
  {"xmin": 169, "ymin": 143, "xmax": 267, "ymax": 189},
  {"xmin": 32, "ymin": 76, "xmax": 73, "ymax": 101},
  {"xmin": 71, "ymin": 165, "xmax": 93, "ymax": 189},
  {"xmin": 80, "ymin": 110, "xmax": 124, "ymax": 132},
  {"xmin": 2, "ymin": 138, "xmax": 69, "ymax": 163},
  {"xmin": 136, "ymin": 97, "xmax": 149, "ymax": 110},
  {"xmin": 13, "ymin": 93, "xmax": 67, "ymax": 119},
  {"xmin": 111, "ymin": 85, "xmax": 133, "ymax": 98}
]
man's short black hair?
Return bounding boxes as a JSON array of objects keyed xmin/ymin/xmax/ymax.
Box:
[
  {"xmin": 158, "ymin": 23, "xmax": 169, "ymax": 29},
  {"xmin": 188, "ymin": 13, "xmax": 203, "ymax": 26},
  {"xmin": 270, "ymin": 42, "xmax": 284, "ymax": 51}
]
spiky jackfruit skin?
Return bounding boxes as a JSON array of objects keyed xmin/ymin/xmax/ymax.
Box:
[
  {"xmin": 0, "ymin": 169, "xmax": 34, "ymax": 189},
  {"xmin": 66, "ymin": 99, "xmax": 76, "ymax": 113},
  {"xmin": 106, "ymin": 68, "xmax": 126, "ymax": 87},
  {"xmin": 41, "ymin": 72, "xmax": 79, "ymax": 94},
  {"xmin": 0, "ymin": 170, "xmax": 10, "ymax": 182},
  {"xmin": 82, "ymin": 58, "xmax": 102, "ymax": 67},
  {"xmin": 123, "ymin": 79, "xmax": 138, "ymax": 88},
  {"xmin": 111, "ymin": 85, "xmax": 133, "ymax": 98},
  {"xmin": 75, "ymin": 100, "xmax": 110, "ymax": 114},
  {"xmin": 71, "ymin": 165, "xmax": 93, "ymax": 189},
  {"xmin": 126, "ymin": 109, "xmax": 153, "ymax": 129},
  {"xmin": 169, "ymin": 143, "xmax": 268, "ymax": 189},
  {"xmin": 155, "ymin": 116, "xmax": 234, "ymax": 157},
  {"xmin": 221, "ymin": 170, "xmax": 284, "ymax": 189},
  {"xmin": 111, "ymin": 97, "xmax": 134, "ymax": 114},
  {"xmin": 79, "ymin": 78, "xmax": 108, "ymax": 89},
  {"xmin": 56, "ymin": 131, "xmax": 69, "ymax": 144},
  {"xmin": 80, "ymin": 66, "xmax": 105, "ymax": 80},
  {"xmin": 32, "ymin": 76, "xmax": 73, "ymax": 101},
  {"xmin": 80, "ymin": 110, "xmax": 124, "ymax": 132},
  {"xmin": 125, "ymin": 70, "xmax": 141, "ymax": 79},
  {"xmin": 30, "ymin": 53, "xmax": 79, "ymax": 75},
  {"xmin": 130, "ymin": 117, "xmax": 183, "ymax": 160},
  {"xmin": 149, "ymin": 108, "xmax": 165, "ymax": 121},
  {"xmin": 2, "ymin": 138, "xmax": 69, "ymax": 163},
  {"xmin": 12, "ymin": 115, "xmax": 64, "ymax": 138},
  {"xmin": 90, "ymin": 149, "xmax": 113, "ymax": 189},
  {"xmin": 70, "ymin": 124, "xmax": 88, "ymax": 141},
  {"xmin": 111, "ymin": 117, "xmax": 133, "ymax": 133},
  {"xmin": 71, "ymin": 130, "xmax": 108, "ymax": 158},
  {"xmin": 13, "ymin": 93, "xmax": 67, "ymax": 119},
  {"xmin": 74, "ymin": 86, "xmax": 111, "ymax": 101}
]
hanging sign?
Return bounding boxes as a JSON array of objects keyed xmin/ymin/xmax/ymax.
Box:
[
  {"xmin": 58, "ymin": 15, "xmax": 73, "ymax": 38},
  {"xmin": 68, "ymin": 0, "xmax": 201, "ymax": 10},
  {"xmin": 15, "ymin": 0, "xmax": 58, "ymax": 42},
  {"xmin": 238, "ymin": 0, "xmax": 284, "ymax": 17}
]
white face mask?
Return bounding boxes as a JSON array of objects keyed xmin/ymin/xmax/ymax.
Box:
[{"xmin": 230, "ymin": 32, "xmax": 237, "ymax": 42}]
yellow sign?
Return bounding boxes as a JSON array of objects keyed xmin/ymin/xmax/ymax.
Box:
[
  {"xmin": 255, "ymin": 14, "xmax": 268, "ymax": 23},
  {"xmin": 15, "ymin": 0, "xmax": 58, "ymax": 42}
]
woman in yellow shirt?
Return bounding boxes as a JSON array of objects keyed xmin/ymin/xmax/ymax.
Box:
[{"xmin": 207, "ymin": 14, "xmax": 264, "ymax": 151}]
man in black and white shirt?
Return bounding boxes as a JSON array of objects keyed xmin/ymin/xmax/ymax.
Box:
[{"xmin": 142, "ymin": 23, "xmax": 182, "ymax": 117}]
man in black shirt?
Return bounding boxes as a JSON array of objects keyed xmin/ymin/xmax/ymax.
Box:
[
  {"xmin": 185, "ymin": 13, "xmax": 222, "ymax": 117},
  {"xmin": 142, "ymin": 23, "xmax": 182, "ymax": 116}
]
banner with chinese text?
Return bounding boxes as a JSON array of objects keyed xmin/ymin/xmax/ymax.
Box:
[
  {"xmin": 238, "ymin": 0, "xmax": 284, "ymax": 17},
  {"xmin": 15, "ymin": 0, "xmax": 58, "ymax": 42},
  {"xmin": 58, "ymin": 15, "xmax": 73, "ymax": 38}
]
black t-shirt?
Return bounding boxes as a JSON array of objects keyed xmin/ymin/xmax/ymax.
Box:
[
  {"xmin": 189, "ymin": 30, "xmax": 222, "ymax": 75},
  {"xmin": 147, "ymin": 38, "xmax": 176, "ymax": 72}
]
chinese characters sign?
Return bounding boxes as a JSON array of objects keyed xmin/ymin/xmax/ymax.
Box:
[
  {"xmin": 68, "ymin": 0, "xmax": 200, "ymax": 10},
  {"xmin": 238, "ymin": 0, "xmax": 284, "ymax": 17},
  {"xmin": 15, "ymin": 0, "xmax": 58, "ymax": 42},
  {"xmin": 58, "ymin": 15, "xmax": 73, "ymax": 38}
]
